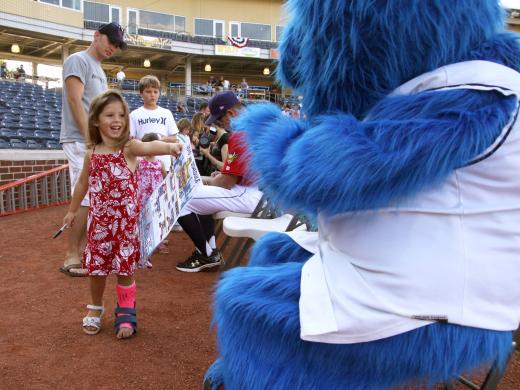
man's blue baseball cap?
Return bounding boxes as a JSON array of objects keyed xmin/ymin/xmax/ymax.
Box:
[{"xmin": 205, "ymin": 91, "xmax": 240, "ymax": 125}]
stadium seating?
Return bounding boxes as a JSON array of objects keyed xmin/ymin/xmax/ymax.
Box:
[
  {"xmin": 0, "ymin": 80, "xmax": 60, "ymax": 149},
  {"xmin": 0, "ymin": 80, "xmax": 199, "ymax": 149},
  {"xmin": 0, "ymin": 79, "xmax": 279, "ymax": 149}
]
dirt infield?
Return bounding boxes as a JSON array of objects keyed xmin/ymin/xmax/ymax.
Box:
[{"xmin": 0, "ymin": 205, "xmax": 518, "ymax": 389}]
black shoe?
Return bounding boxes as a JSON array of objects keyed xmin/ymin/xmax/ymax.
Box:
[
  {"xmin": 176, "ymin": 250, "xmax": 221, "ymax": 273},
  {"xmin": 209, "ymin": 249, "xmax": 225, "ymax": 266}
]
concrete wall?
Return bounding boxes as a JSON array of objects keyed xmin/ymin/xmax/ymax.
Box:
[
  {"xmin": 112, "ymin": 0, "xmax": 285, "ymax": 35},
  {"xmin": 2, "ymin": 0, "xmax": 84, "ymax": 28}
]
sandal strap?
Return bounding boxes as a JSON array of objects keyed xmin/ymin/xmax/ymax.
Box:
[
  {"xmin": 83, "ymin": 315, "xmax": 102, "ymax": 328},
  {"xmin": 115, "ymin": 307, "xmax": 136, "ymax": 316},
  {"xmin": 114, "ymin": 315, "xmax": 137, "ymax": 327},
  {"xmin": 86, "ymin": 304, "xmax": 104, "ymax": 312}
]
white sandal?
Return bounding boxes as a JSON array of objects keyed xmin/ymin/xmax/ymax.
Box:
[{"xmin": 83, "ymin": 304, "xmax": 105, "ymax": 335}]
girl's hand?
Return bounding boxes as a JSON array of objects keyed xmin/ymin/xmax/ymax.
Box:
[
  {"xmin": 200, "ymin": 147, "xmax": 210, "ymax": 157},
  {"xmin": 210, "ymin": 171, "xmax": 220, "ymax": 178},
  {"xmin": 169, "ymin": 143, "xmax": 183, "ymax": 157},
  {"xmin": 63, "ymin": 211, "xmax": 77, "ymax": 227}
]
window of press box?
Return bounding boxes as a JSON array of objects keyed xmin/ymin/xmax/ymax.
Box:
[
  {"xmin": 240, "ymin": 22, "xmax": 272, "ymax": 41},
  {"xmin": 138, "ymin": 10, "xmax": 185, "ymax": 33},
  {"xmin": 39, "ymin": 0, "xmax": 80, "ymax": 10}
]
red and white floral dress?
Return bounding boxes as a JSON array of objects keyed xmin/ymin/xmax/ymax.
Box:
[
  {"xmin": 84, "ymin": 150, "xmax": 140, "ymax": 276},
  {"xmin": 137, "ymin": 158, "xmax": 163, "ymax": 210}
]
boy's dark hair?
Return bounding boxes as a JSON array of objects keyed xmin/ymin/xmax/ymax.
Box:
[
  {"xmin": 141, "ymin": 132, "xmax": 160, "ymax": 142},
  {"xmin": 199, "ymin": 102, "xmax": 208, "ymax": 111},
  {"xmin": 138, "ymin": 75, "xmax": 161, "ymax": 93}
]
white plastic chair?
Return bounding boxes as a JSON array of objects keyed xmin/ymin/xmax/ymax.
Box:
[
  {"xmin": 222, "ymin": 213, "xmax": 308, "ymax": 269},
  {"xmin": 213, "ymin": 210, "xmax": 253, "ymax": 249}
]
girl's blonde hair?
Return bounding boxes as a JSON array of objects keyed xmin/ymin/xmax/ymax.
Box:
[
  {"xmin": 191, "ymin": 112, "xmax": 206, "ymax": 133},
  {"xmin": 88, "ymin": 90, "xmax": 130, "ymax": 149}
]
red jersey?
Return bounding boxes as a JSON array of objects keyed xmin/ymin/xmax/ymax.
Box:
[{"xmin": 221, "ymin": 132, "xmax": 252, "ymax": 185}]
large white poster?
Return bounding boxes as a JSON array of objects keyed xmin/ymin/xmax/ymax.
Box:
[{"xmin": 138, "ymin": 135, "xmax": 201, "ymax": 263}]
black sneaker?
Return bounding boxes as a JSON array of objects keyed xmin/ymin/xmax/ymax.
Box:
[
  {"xmin": 209, "ymin": 249, "xmax": 225, "ymax": 266},
  {"xmin": 176, "ymin": 250, "xmax": 221, "ymax": 273}
]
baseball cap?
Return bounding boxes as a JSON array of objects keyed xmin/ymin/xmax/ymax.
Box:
[
  {"xmin": 98, "ymin": 22, "xmax": 127, "ymax": 50},
  {"xmin": 205, "ymin": 91, "xmax": 240, "ymax": 125}
]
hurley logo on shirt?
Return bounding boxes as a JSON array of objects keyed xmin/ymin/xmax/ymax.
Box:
[{"xmin": 138, "ymin": 117, "xmax": 167, "ymax": 126}]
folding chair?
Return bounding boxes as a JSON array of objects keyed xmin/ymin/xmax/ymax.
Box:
[
  {"xmin": 213, "ymin": 210, "xmax": 253, "ymax": 247},
  {"xmin": 215, "ymin": 194, "xmax": 274, "ymax": 254},
  {"xmin": 221, "ymin": 212, "xmax": 309, "ymax": 269}
]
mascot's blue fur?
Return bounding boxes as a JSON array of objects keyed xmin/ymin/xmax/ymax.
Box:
[{"xmin": 205, "ymin": 1, "xmax": 519, "ymax": 389}]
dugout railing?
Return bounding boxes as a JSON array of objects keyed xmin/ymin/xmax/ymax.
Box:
[{"xmin": 0, "ymin": 164, "xmax": 70, "ymax": 217}]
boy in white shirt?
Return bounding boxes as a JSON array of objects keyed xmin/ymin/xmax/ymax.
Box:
[{"xmin": 130, "ymin": 75, "xmax": 179, "ymax": 171}]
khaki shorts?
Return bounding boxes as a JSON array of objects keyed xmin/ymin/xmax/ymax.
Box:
[{"xmin": 62, "ymin": 141, "xmax": 89, "ymax": 207}]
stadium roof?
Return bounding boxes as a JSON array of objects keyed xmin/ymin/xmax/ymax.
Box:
[{"xmin": 0, "ymin": 25, "xmax": 276, "ymax": 79}]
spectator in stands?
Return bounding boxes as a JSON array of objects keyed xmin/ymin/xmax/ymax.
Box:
[
  {"xmin": 239, "ymin": 77, "xmax": 249, "ymax": 98},
  {"xmin": 291, "ymin": 103, "xmax": 301, "ymax": 119},
  {"xmin": 176, "ymin": 101, "xmax": 188, "ymax": 113},
  {"xmin": 198, "ymin": 102, "xmax": 210, "ymax": 117},
  {"xmin": 116, "ymin": 68, "xmax": 126, "ymax": 89},
  {"xmin": 175, "ymin": 91, "xmax": 263, "ymax": 272},
  {"xmin": 208, "ymin": 75, "xmax": 217, "ymax": 88},
  {"xmin": 222, "ymin": 77, "xmax": 230, "ymax": 91},
  {"xmin": 207, "ymin": 75, "xmax": 217, "ymax": 95},
  {"xmin": 215, "ymin": 76, "xmax": 225, "ymax": 93},
  {"xmin": 14, "ymin": 64, "xmax": 25, "ymax": 81},
  {"xmin": 0, "ymin": 62, "xmax": 7, "ymax": 79},
  {"xmin": 59, "ymin": 22, "xmax": 127, "ymax": 277},
  {"xmin": 281, "ymin": 103, "xmax": 292, "ymax": 116},
  {"xmin": 129, "ymin": 75, "xmax": 179, "ymax": 173}
]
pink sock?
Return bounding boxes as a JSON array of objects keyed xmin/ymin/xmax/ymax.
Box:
[{"xmin": 116, "ymin": 282, "xmax": 136, "ymax": 329}]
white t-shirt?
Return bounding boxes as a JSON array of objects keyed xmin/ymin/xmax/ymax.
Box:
[
  {"xmin": 130, "ymin": 106, "xmax": 179, "ymax": 171},
  {"xmin": 299, "ymin": 60, "xmax": 520, "ymax": 344}
]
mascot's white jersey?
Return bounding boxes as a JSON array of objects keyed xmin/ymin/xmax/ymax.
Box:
[{"xmin": 299, "ymin": 61, "xmax": 520, "ymax": 344}]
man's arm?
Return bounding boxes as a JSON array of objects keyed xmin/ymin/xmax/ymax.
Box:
[
  {"xmin": 66, "ymin": 76, "xmax": 88, "ymax": 139},
  {"xmin": 205, "ymin": 173, "xmax": 239, "ymax": 189}
]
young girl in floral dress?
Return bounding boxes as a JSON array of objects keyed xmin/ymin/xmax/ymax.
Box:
[
  {"xmin": 138, "ymin": 132, "xmax": 168, "ymax": 263},
  {"xmin": 63, "ymin": 90, "xmax": 182, "ymax": 339}
]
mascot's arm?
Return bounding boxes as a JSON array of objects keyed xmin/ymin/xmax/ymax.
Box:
[{"xmin": 235, "ymin": 90, "xmax": 517, "ymax": 215}]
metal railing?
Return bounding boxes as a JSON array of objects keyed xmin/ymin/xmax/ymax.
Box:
[{"xmin": 0, "ymin": 164, "xmax": 70, "ymax": 217}]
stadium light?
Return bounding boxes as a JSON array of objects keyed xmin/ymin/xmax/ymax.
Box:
[
  {"xmin": 143, "ymin": 59, "xmax": 151, "ymax": 68},
  {"xmin": 11, "ymin": 44, "xmax": 20, "ymax": 54},
  {"xmin": 204, "ymin": 64, "xmax": 212, "ymax": 72},
  {"xmin": 263, "ymin": 67, "xmax": 270, "ymax": 75}
]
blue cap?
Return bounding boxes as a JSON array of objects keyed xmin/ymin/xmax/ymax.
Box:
[
  {"xmin": 98, "ymin": 22, "xmax": 127, "ymax": 50},
  {"xmin": 205, "ymin": 91, "xmax": 239, "ymax": 125}
]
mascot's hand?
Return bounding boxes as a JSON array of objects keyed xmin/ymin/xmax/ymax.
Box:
[{"xmin": 233, "ymin": 103, "xmax": 307, "ymax": 194}]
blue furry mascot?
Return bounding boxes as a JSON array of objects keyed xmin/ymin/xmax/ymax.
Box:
[{"xmin": 205, "ymin": 1, "xmax": 520, "ymax": 388}]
